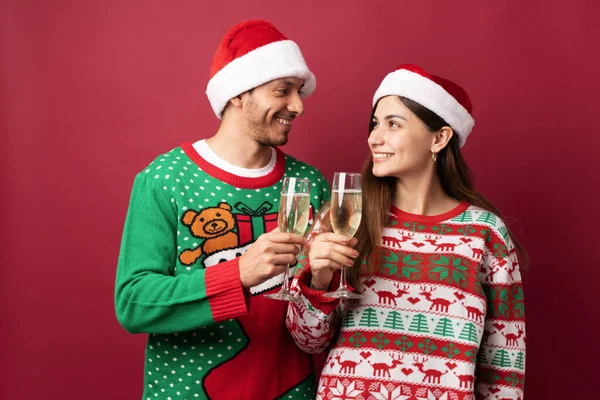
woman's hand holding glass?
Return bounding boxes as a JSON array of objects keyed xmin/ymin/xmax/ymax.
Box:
[{"xmin": 307, "ymin": 233, "xmax": 358, "ymax": 291}]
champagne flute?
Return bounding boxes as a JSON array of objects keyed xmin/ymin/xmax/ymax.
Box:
[
  {"xmin": 324, "ymin": 172, "xmax": 363, "ymax": 299},
  {"xmin": 264, "ymin": 177, "xmax": 311, "ymax": 302}
]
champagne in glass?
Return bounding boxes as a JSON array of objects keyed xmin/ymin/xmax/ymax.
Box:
[
  {"xmin": 264, "ymin": 177, "xmax": 311, "ymax": 302},
  {"xmin": 278, "ymin": 193, "xmax": 311, "ymax": 236},
  {"xmin": 324, "ymin": 172, "xmax": 363, "ymax": 299},
  {"xmin": 330, "ymin": 189, "xmax": 362, "ymax": 238}
]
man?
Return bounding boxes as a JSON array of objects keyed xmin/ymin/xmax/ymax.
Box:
[{"xmin": 115, "ymin": 20, "xmax": 330, "ymax": 400}]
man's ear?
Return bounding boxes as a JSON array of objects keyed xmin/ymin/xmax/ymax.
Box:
[{"xmin": 228, "ymin": 95, "xmax": 243, "ymax": 108}]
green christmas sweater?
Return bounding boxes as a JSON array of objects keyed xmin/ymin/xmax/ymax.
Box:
[
  {"xmin": 115, "ymin": 141, "xmax": 330, "ymax": 400},
  {"xmin": 287, "ymin": 202, "xmax": 526, "ymax": 400}
]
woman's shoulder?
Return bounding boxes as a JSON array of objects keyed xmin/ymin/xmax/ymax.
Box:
[{"xmin": 465, "ymin": 205, "xmax": 514, "ymax": 248}]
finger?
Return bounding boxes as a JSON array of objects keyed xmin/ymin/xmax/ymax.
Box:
[
  {"xmin": 313, "ymin": 242, "xmax": 359, "ymax": 260},
  {"xmin": 269, "ymin": 231, "xmax": 307, "ymax": 246},
  {"xmin": 313, "ymin": 232, "xmax": 350, "ymax": 245},
  {"xmin": 347, "ymin": 237, "xmax": 358, "ymax": 248},
  {"xmin": 311, "ymin": 259, "xmax": 343, "ymax": 270},
  {"xmin": 263, "ymin": 264, "xmax": 288, "ymax": 278},
  {"xmin": 266, "ymin": 242, "xmax": 302, "ymax": 255},
  {"xmin": 311, "ymin": 246, "xmax": 356, "ymax": 267},
  {"xmin": 272, "ymin": 263, "xmax": 298, "ymax": 272},
  {"xmin": 270, "ymin": 253, "xmax": 300, "ymax": 266}
]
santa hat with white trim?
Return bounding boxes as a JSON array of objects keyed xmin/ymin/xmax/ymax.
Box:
[
  {"xmin": 372, "ymin": 64, "xmax": 475, "ymax": 147},
  {"xmin": 206, "ymin": 20, "xmax": 316, "ymax": 119}
]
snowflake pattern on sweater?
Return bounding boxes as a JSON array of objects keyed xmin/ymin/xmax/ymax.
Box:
[{"xmin": 287, "ymin": 203, "xmax": 525, "ymax": 400}]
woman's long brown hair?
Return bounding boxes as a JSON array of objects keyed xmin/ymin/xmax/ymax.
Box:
[{"xmin": 347, "ymin": 96, "xmax": 528, "ymax": 287}]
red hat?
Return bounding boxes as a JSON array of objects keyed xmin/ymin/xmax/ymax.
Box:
[
  {"xmin": 373, "ymin": 64, "xmax": 475, "ymax": 147},
  {"xmin": 206, "ymin": 20, "xmax": 316, "ymax": 119}
]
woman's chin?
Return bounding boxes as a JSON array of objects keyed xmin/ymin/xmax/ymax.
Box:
[{"xmin": 372, "ymin": 166, "xmax": 391, "ymax": 178}]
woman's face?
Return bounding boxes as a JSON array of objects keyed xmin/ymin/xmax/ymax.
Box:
[{"xmin": 368, "ymin": 96, "xmax": 435, "ymax": 179}]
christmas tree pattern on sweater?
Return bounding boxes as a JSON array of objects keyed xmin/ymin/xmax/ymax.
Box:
[
  {"xmin": 287, "ymin": 203, "xmax": 525, "ymax": 400},
  {"xmin": 116, "ymin": 143, "xmax": 330, "ymax": 400}
]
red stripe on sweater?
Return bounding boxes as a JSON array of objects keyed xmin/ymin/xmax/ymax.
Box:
[{"xmin": 181, "ymin": 141, "xmax": 286, "ymax": 189}]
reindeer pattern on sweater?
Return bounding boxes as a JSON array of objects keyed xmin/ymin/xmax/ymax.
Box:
[{"xmin": 287, "ymin": 203, "xmax": 525, "ymax": 400}]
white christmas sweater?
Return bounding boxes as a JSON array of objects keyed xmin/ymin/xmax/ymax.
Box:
[{"xmin": 287, "ymin": 202, "xmax": 525, "ymax": 400}]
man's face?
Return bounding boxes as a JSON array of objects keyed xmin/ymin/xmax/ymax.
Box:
[{"xmin": 240, "ymin": 77, "xmax": 305, "ymax": 146}]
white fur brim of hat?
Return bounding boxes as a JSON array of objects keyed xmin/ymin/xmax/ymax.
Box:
[
  {"xmin": 206, "ymin": 40, "xmax": 316, "ymax": 119},
  {"xmin": 372, "ymin": 69, "xmax": 475, "ymax": 147}
]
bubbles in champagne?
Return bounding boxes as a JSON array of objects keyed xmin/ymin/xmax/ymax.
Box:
[
  {"xmin": 278, "ymin": 194, "xmax": 311, "ymax": 235},
  {"xmin": 330, "ymin": 190, "xmax": 362, "ymax": 238}
]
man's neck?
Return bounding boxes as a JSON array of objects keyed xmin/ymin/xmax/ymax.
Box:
[{"xmin": 206, "ymin": 122, "xmax": 273, "ymax": 169}]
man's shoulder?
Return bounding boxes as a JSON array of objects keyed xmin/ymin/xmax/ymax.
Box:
[
  {"xmin": 138, "ymin": 145, "xmax": 188, "ymax": 173},
  {"xmin": 281, "ymin": 152, "xmax": 326, "ymax": 178},
  {"xmin": 132, "ymin": 145, "xmax": 196, "ymax": 189}
]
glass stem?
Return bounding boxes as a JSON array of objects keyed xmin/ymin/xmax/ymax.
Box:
[
  {"xmin": 339, "ymin": 266, "xmax": 348, "ymax": 291},
  {"xmin": 281, "ymin": 264, "xmax": 291, "ymax": 293}
]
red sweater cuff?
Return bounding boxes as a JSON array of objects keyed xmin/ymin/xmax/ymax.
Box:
[
  {"xmin": 298, "ymin": 269, "xmax": 348, "ymax": 315},
  {"xmin": 205, "ymin": 258, "xmax": 249, "ymax": 322}
]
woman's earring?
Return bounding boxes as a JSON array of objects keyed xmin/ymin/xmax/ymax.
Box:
[{"xmin": 432, "ymin": 152, "xmax": 437, "ymax": 163}]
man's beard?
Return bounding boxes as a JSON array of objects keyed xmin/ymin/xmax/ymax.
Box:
[
  {"xmin": 250, "ymin": 126, "xmax": 288, "ymax": 146},
  {"xmin": 245, "ymin": 97, "xmax": 289, "ymax": 147}
]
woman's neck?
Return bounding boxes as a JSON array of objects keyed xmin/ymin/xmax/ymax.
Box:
[{"xmin": 392, "ymin": 172, "xmax": 459, "ymax": 216}]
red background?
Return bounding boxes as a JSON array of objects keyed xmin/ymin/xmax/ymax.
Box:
[{"xmin": 2, "ymin": 1, "xmax": 598, "ymax": 398}]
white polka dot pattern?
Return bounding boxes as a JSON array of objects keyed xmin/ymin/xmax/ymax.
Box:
[{"xmin": 138, "ymin": 147, "xmax": 330, "ymax": 399}]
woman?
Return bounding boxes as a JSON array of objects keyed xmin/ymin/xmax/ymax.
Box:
[{"xmin": 287, "ymin": 64, "xmax": 527, "ymax": 400}]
